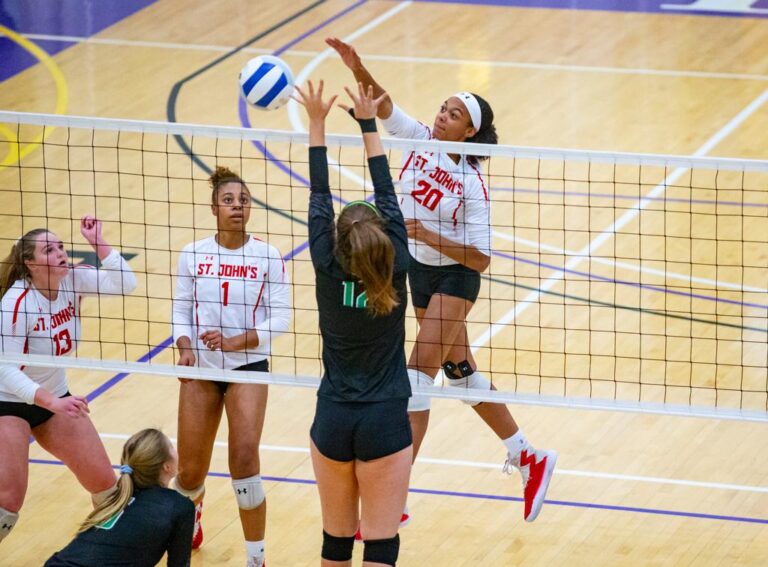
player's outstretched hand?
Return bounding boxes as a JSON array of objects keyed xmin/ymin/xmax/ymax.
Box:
[
  {"xmin": 339, "ymin": 82, "xmax": 387, "ymax": 120},
  {"xmin": 293, "ymin": 80, "xmax": 338, "ymax": 122},
  {"xmin": 325, "ymin": 37, "xmax": 362, "ymax": 71}
]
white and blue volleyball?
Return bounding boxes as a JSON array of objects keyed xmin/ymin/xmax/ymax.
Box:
[{"xmin": 239, "ymin": 55, "xmax": 295, "ymax": 111}]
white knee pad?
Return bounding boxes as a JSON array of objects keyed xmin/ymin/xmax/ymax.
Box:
[
  {"xmin": 171, "ymin": 477, "xmax": 206, "ymax": 502},
  {"xmin": 443, "ymin": 361, "xmax": 492, "ymax": 406},
  {"xmin": 407, "ymin": 368, "xmax": 434, "ymax": 412},
  {"xmin": 232, "ymin": 474, "xmax": 265, "ymax": 510},
  {"xmin": 0, "ymin": 507, "xmax": 19, "ymax": 542}
]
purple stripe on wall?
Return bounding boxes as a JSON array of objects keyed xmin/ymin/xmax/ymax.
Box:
[{"xmin": 407, "ymin": 0, "xmax": 768, "ymax": 18}]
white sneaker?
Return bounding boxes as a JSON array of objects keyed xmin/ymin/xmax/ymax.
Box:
[
  {"xmin": 246, "ymin": 556, "xmax": 265, "ymax": 567},
  {"xmin": 504, "ymin": 447, "xmax": 557, "ymax": 522}
]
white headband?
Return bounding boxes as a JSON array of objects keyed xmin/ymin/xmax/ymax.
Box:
[{"xmin": 453, "ymin": 92, "xmax": 482, "ymax": 131}]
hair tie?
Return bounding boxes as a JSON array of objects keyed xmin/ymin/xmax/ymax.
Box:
[
  {"xmin": 119, "ymin": 464, "xmax": 133, "ymax": 475},
  {"xmin": 343, "ymin": 200, "xmax": 381, "ymax": 218}
]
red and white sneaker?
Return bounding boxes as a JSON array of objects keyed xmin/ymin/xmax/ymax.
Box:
[
  {"xmin": 504, "ymin": 447, "xmax": 557, "ymax": 522},
  {"xmin": 191, "ymin": 501, "xmax": 204, "ymax": 549},
  {"xmin": 354, "ymin": 507, "xmax": 411, "ymax": 541}
]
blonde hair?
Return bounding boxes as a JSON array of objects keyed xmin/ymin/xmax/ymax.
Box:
[
  {"xmin": 0, "ymin": 228, "xmax": 50, "ymax": 298},
  {"xmin": 78, "ymin": 429, "xmax": 172, "ymax": 534},
  {"xmin": 335, "ymin": 205, "xmax": 399, "ymax": 316}
]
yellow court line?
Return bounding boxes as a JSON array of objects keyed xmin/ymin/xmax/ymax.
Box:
[{"xmin": 0, "ymin": 23, "xmax": 69, "ymax": 168}]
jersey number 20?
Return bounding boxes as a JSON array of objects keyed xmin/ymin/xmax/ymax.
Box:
[{"xmin": 412, "ymin": 180, "xmax": 443, "ymax": 211}]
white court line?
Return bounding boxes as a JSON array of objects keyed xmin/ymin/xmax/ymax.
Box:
[
  {"xmin": 21, "ymin": 33, "xmax": 768, "ymax": 82},
  {"xmin": 96, "ymin": 433, "xmax": 768, "ymax": 494},
  {"xmin": 471, "ymin": 88, "xmax": 768, "ymax": 351},
  {"xmin": 285, "ymin": 0, "xmax": 413, "ymax": 191},
  {"xmin": 493, "ymin": 231, "xmax": 768, "ymax": 294}
]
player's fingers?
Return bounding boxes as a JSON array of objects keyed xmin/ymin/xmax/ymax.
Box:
[{"xmin": 344, "ymin": 85, "xmax": 357, "ymax": 103}]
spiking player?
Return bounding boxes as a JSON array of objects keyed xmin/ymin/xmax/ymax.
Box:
[
  {"xmin": 0, "ymin": 216, "xmax": 137, "ymax": 544},
  {"xmin": 327, "ymin": 37, "xmax": 557, "ymax": 523},
  {"xmin": 171, "ymin": 166, "xmax": 291, "ymax": 567}
]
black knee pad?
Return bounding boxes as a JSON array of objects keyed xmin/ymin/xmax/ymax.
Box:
[
  {"xmin": 322, "ymin": 530, "xmax": 355, "ymax": 562},
  {"xmin": 363, "ymin": 534, "xmax": 400, "ymax": 566},
  {"xmin": 442, "ymin": 359, "xmax": 473, "ymax": 380}
]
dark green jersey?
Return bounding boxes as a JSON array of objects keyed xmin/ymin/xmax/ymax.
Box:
[{"xmin": 308, "ymin": 147, "xmax": 411, "ymax": 402}]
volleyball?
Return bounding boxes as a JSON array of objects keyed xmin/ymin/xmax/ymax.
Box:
[{"xmin": 239, "ymin": 55, "xmax": 295, "ymax": 111}]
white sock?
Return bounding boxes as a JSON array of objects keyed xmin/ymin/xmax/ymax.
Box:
[
  {"xmin": 503, "ymin": 430, "xmax": 528, "ymax": 459},
  {"xmin": 245, "ymin": 540, "xmax": 265, "ymax": 565}
]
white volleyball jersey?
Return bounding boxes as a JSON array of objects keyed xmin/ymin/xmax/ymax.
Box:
[
  {"xmin": 0, "ymin": 250, "xmax": 137, "ymax": 404},
  {"xmin": 382, "ymin": 104, "xmax": 491, "ymax": 266},
  {"xmin": 172, "ymin": 235, "xmax": 291, "ymax": 370}
]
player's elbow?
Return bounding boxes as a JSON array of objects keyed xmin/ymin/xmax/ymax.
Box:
[{"xmin": 474, "ymin": 253, "xmax": 491, "ymax": 273}]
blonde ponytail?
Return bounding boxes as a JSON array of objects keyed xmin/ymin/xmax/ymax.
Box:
[
  {"xmin": 0, "ymin": 229, "xmax": 49, "ymax": 298},
  {"xmin": 78, "ymin": 429, "xmax": 172, "ymax": 533}
]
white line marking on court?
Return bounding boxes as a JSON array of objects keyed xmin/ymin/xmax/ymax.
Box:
[
  {"xmin": 22, "ymin": 33, "xmax": 768, "ymax": 82},
  {"xmin": 472, "ymin": 88, "xmax": 768, "ymax": 350},
  {"xmin": 285, "ymin": 1, "xmax": 413, "ymax": 190},
  {"xmin": 96, "ymin": 433, "xmax": 768, "ymax": 494},
  {"xmin": 493, "ymin": 231, "xmax": 768, "ymax": 293}
]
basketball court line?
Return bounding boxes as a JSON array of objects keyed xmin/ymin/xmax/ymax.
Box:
[
  {"xmin": 493, "ymin": 232, "xmax": 768, "ymax": 294},
  {"xmin": 18, "ymin": 33, "xmax": 768, "ymax": 82},
  {"xmin": 491, "ymin": 250, "xmax": 767, "ymax": 311},
  {"xmin": 471, "ymin": 88, "xmax": 768, "ymax": 351},
  {"xmin": 91, "ymin": 432, "xmax": 768, "ymax": 494},
  {"xmin": 27, "ymin": 457, "xmax": 768, "ymax": 524}
]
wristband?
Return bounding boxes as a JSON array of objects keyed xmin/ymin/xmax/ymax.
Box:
[{"xmin": 347, "ymin": 108, "xmax": 377, "ymax": 133}]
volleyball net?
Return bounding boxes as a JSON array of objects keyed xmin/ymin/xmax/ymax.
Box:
[{"xmin": 1, "ymin": 111, "xmax": 766, "ymax": 422}]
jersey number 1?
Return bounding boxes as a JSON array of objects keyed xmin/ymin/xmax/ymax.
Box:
[
  {"xmin": 221, "ymin": 281, "xmax": 229, "ymax": 306},
  {"xmin": 342, "ymin": 281, "xmax": 367, "ymax": 309}
]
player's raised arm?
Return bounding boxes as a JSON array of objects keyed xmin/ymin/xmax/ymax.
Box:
[{"xmin": 326, "ymin": 37, "xmax": 393, "ymax": 120}]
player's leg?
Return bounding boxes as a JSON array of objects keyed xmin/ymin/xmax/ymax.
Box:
[
  {"xmin": 33, "ymin": 412, "xmax": 117, "ymax": 501},
  {"xmin": 407, "ymin": 294, "xmax": 473, "ymax": 458},
  {"xmin": 310, "ymin": 440, "xmax": 358, "ymax": 567},
  {"xmin": 406, "ymin": 305, "xmax": 431, "ymax": 459},
  {"xmin": 310, "ymin": 397, "xmax": 362, "ymax": 566},
  {"xmin": 224, "ymin": 381, "xmax": 268, "ymax": 567},
  {"xmin": 0, "ymin": 416, "xmax": 32, "ymax": 543},
  {"xmin": 444, "ymin": 329, "xmax": 558, "ymax": 522},
  {"xmin": 175, "ymin": 379, "xmax": 225, "ymax": 548},
  {"xmin": 356, "ymin": 447, "xmax": 411, "ymax": 567},
  {"xmin": 355, "ymin": 398, "xmax": 412, "ymax": 567}
]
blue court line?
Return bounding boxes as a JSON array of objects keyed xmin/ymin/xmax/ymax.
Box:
[
  {"xmin": 27, "ymin": 458, "xmax": 768, "ymax": 525},
  {"xmin": 84, "ymin": 336, "xmax": 173, "ymax": 402}
]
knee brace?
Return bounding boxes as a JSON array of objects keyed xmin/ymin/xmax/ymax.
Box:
[
  {"xmin": 443, "ymin": 360, "xmax": 491, "ymax": 406},
  {"xmin": 0, "ymin": 507, "xmax": 19, "ymax": 542},
  {"xmin": 232, "ymin": 474, "xmax": 265, "ymax": 510},
  {"xmin": 321, "ymin": 530, "xmax": 355, "ymax": 562},
  {"xmin": 171, "ymin": 476, "xmax": 206, "ymax": 503},
  {"xmin": 363, "ymin": 534, "xmax": 400, "ymax": 566},
  {"xmin": 407, "ymin": 368, "xmax": 434, "ymax": 412}
]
